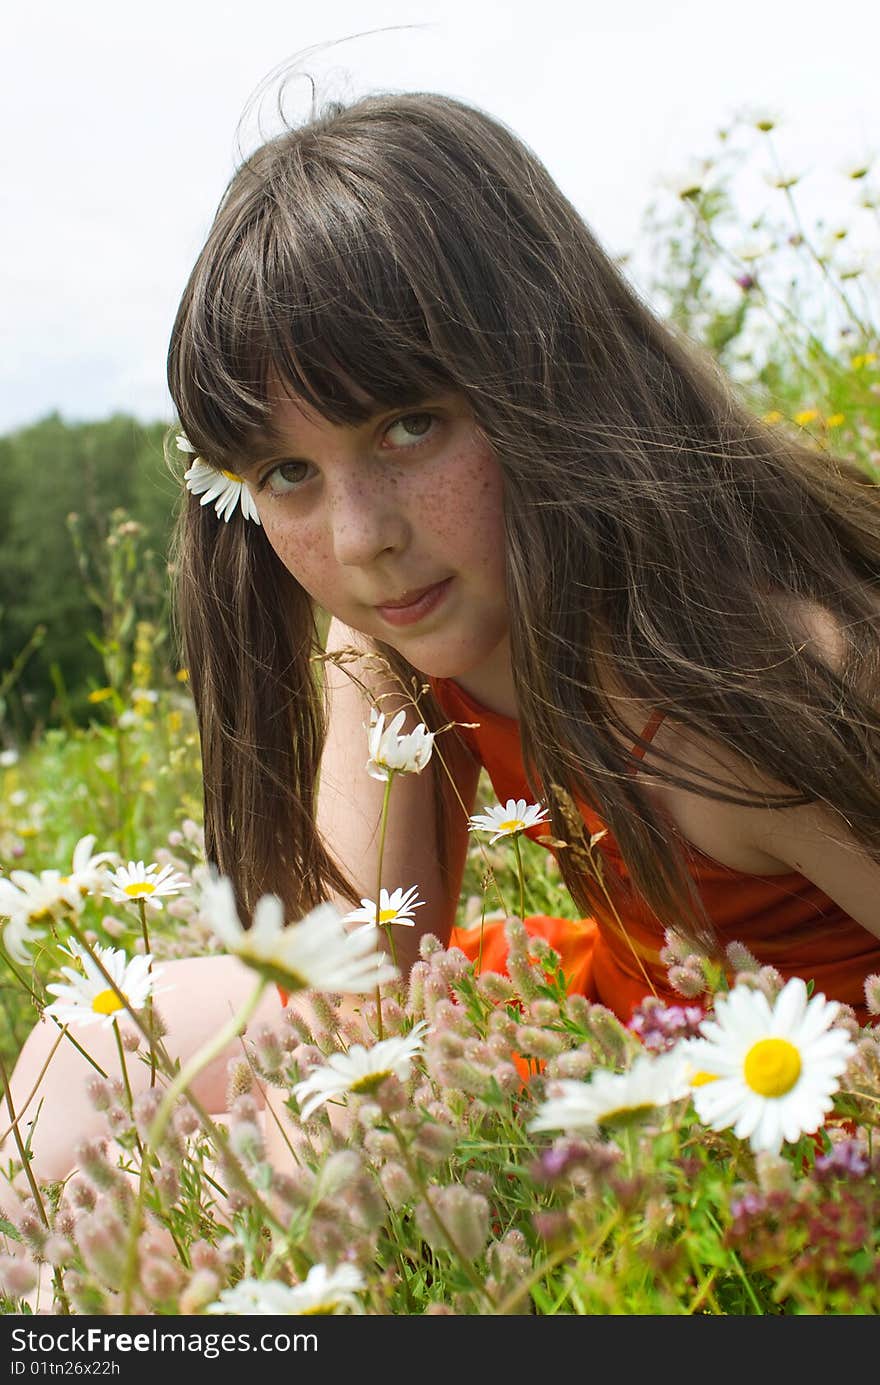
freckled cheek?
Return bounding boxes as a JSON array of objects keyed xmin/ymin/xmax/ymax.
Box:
[
  {"xmin": 423, "ymin": 456, "xmax": 507, "ymax": 577},
  {"xmin": 261, "ymin": 517, "xmax": 332, "ymax": 595}
]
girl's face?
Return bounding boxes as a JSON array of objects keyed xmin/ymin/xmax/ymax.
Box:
[{"xmin": 244, "ymin": 389, "xmax": 511, "ymax": 684}]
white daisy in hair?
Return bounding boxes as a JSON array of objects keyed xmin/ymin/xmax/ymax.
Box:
[
  {"xmin": 178, "ymin": 433, "xmax": 261, "ymax": 526},
  {"xmin": 207, "ymin": 1263, "xmax": 366, "ymax": 1315},
  {"xmin": 685, "ymin": 977, "xmax": 856, "ymax": 1155},
  {"xmin": 467, "ymin": 797, "xmax": 550, "ymax": 843},
  {"xmin": 106, "ymin": 860, "xmax": 189, "ymax": 909},
  {"xmin": 198, "ymin": 871, "xmax": 399, "ymax": 994},
  {"xmin": 529, "ymin": 1049, "xmax": 692, "ymax": 1135},
  {"xmin": 293, "ymin": 1021, "xmax": 431, "ymax": 1121},
  {"xmin": 44, "ymin": 939, "xmax": 162, "ymax": 1029},
  {"xmin": 342, "ymin": 885, "xmax": 425, "ymax": 933},
  {"xmin": 365, "ymin": 707, "xmax": 435, "ymax": 780}
]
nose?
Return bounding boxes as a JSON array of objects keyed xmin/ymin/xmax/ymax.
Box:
[{"xmin": 328, "ymin": 472, "xmax": 409, "ymax": 568}]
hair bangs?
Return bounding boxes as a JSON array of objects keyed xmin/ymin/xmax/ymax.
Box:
[{"xmin": 169, "ymin": 148, "xmax": 459, "ymax": 471}]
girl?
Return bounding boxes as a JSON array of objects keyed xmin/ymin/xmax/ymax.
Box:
[
  {"xmin": 4, "ymin": 88, "xmax": 880, "ymax": 1224},
  {"xmin": 166, "ymin": 87, "xmax": 880, "ymax": 1026}
]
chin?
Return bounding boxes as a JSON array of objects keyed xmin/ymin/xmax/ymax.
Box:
[{"xmin": 400, "ymin": 630, "xmax": 509, "ymax": 683}]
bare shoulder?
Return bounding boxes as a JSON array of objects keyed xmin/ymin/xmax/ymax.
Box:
[
  {"xmin": 633, "ymin": 596, "xmax": 880, "ymax": 933},
  {"xmin": 638, "ymin": 711, "xmax": 880, "ymax": 940},
  {"xmin": 638, "ymin": 716, "xmax": 802, "ymax": 874}
]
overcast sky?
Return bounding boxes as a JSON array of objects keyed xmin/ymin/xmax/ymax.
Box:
[{"xmin": 3, "ymin": 0, "xmax": 878, "ymax": 435}]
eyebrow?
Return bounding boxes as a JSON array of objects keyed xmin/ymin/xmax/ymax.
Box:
[
  {"xmin": 236, "ymin": 408, "xmax": 375, "ymax": 471},
  {"xmin": 231, "ymin": 424, "xmax": 310, "ymax": 476},
  {"xmin": 235, "ymin": 395, "xmax": 449, "ymax": 473}
]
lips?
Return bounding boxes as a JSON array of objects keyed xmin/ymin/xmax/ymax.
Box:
[
  {"xmin": 374, "ymin": 577, "xmax": 453, "ymax": 627},
  {"xmin": 374, "ymin": 581, "xmax": 448, "ymax": 610}
]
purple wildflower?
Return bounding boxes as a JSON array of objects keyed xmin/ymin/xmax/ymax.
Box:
[
  {"xmin": 815, "ymin": 1140, "xmax": 870, "ymax": 1180},
  {"xmin": 628, "ymin": 999, "xmax": 705, "ymax": 1052}
]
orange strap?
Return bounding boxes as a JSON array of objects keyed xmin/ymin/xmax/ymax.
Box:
[{"xmin": 627, "ymin": 709, "xmax": 666, "ymax": 769}]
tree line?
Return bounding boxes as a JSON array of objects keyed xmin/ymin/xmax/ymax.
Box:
[{"xmin": 0, "ymin": 414, "xmax": 179, "ymax": 740}]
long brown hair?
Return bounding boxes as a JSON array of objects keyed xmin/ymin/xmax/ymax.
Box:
[{"xmin": 166, "ymin": 89, "xmax": 880, "ymax": 948}]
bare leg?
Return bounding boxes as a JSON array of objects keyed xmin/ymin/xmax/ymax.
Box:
[{"xmin": 0, "ymin": 953, "xmax": 286, "ymax": 1221}]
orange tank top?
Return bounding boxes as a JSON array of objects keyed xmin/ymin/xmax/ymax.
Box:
[{"xmin": 430, "ymin": 675, "xmax": 880, "ymax": 1024}]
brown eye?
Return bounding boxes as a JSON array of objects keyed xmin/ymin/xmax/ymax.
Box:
[
  {"xmin": 261, "ymin": 460, "xmax": 312, "ymax": 495},
  {"xmin": 385, "ymin": 413, "xmax": 436, "ymax": 446}
]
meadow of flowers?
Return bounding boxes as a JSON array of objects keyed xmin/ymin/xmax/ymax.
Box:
[{"xmin": 1, "ymin": 113, "xmax": 879, "ymax": 1317}]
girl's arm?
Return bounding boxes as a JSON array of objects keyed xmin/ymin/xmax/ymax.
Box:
[{"xmin": 315, "ymin": 617, "xmax": 482, "ymax": 973}]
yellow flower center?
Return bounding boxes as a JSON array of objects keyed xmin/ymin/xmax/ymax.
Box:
[
  {"xmin": 378, "ymin": 908, "xmax": 399, "ymax": 923},
  {"xmin": 350, "ymin": 1070, "xmax": 392, "ymax": 1096},
  {"xmin": 302, "ymin": 1305, "xmax": 339, "ymax": 1315},
  {"xmin": 221, "ymin": 469, "xmax": 244, "ymax": 483},
  {"xmin": 499, "ymin": 819, "xmax": 525, "ymax": 832},
  {"xmin": 123, "ymin": 881, "xmax": 156, "ymax": 897},
  {"xmin": 92, "ymin": 988, "xmax": 125, "ymax": 1016},
  {"xmin": 743, "ymin": 1038, "xmax": 801, "ymax": 1097},
  {"xmin": 599, "ymin": 1102, "xmax": 656, "ymax": 1131},
  {"xmin": 257, "ymin": 961, "xmax": 309, "ymax": 993},
  {"xmin": 690, "ymin": 1071, "xmax": 718, "ymax": 1088}
]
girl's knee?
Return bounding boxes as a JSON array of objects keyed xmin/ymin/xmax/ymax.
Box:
[{"xmin": 0, "ymin": 954, "xmax": 286, "ymax": 1191}]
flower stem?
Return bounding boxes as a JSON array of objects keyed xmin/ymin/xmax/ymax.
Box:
[
  {"xmin": 373, "ymin": 773, "xmax": 396, "ymax": 1041},
  {"xmin": 766, "ymin": 135, "xmax": 871, "ymax": 338},
  {"xmin": 375, "ymin": 775, "xmax": 398, "ymax": 968},
  {"xmin": 112, "ymin": 1021, "xmax": 144, "ymax": 1160},
  {"xmin": 0, "ymin": 951, "xmax": 108, "ymax": 1077},
  {"xmin": 0, "ymin": 1051, "xmax": 73, "ymax": 1315},
  {"xmin": 136, "ymin": 898, "xmax": 157, "ymax": 1088},
  {"xmin": 0, "ymin": 1026, "xmax": 75, "ymax": 1145},
  {"xmin": 0, "ymin": 1051, "xmax": 49, "ymax": 1223},
  {"xmin": 587, "ymin": 846, "xmax": 658, "ymax": 999},
  {"xmin": 512, "ymin": 832, "xmax": 526, "ymax": 921},
  {"xmin": 120, "ymin": 976, "xmax": 271, "ymax": 1314},
  {"xmin": 387, "ymin": 1113, "xmax": 497, "ymax": 1311}
]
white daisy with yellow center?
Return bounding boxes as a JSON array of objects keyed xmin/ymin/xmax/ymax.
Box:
[
  {"xmin": 529, "ymin": 1049, "xmax": 692, "ymax": 1135},
  {"xmin": 44, "ymin": 940, "xmax": 161, "ymax": 1030},
  {"xmin": 62, "ymin": 834, "xmax": 118, "ymax": 899},
  {"xmin": 178, "ymin": 434, "xmax": 261, "ymax": 525},
  {"xmin": 207, "ymin": 1264, "xmax": 365, "ymax": 1315},
  {"xmin": 0, "ymin": 868, "xmax": 81, "ymax": 923},
  {"xmin": 293, "ymin": 1021, "xmax": 431, "ymax": 1121},
  {"xmin": 198, "ymin": 871, "xmax": 399, "ymax": 994},
  {"xmin": 685, "ymin": 977, "xmax": 856, "ymax": 1155},
  {"xmin": 0, "ymin": 869, "xmax": 83, "ymax": 961},
  {"xmin": 365, "ymin": 708, "xmax": 435, "ymax": 781},
  {"xmin": 106, "ymin": 861, "xmax": 189, "ymax": 909},
  {"xmin": 468, "ymin": 797, "xmax": 550, "ymax": 844},
  {"xmin": 0, "ymin": 912, "xmax": 44, "ymax": 965},
  {"xmin": 342, "ymin": 885, "xmax": 425, "ymax": 933}
]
